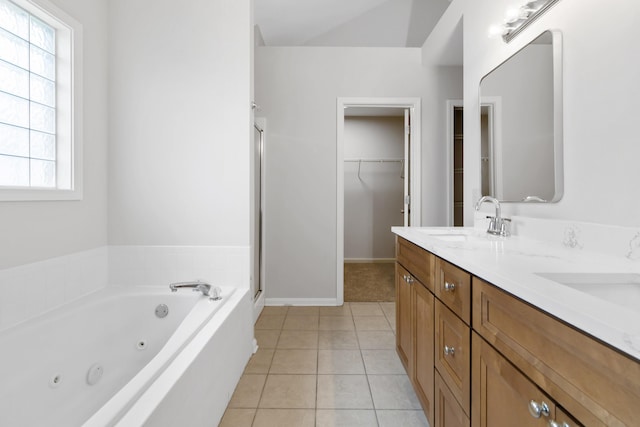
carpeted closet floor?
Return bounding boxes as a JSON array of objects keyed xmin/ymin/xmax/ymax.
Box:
[{"xmin": 344, "ymin": 263, "xmax": 395, "ymax": 302}]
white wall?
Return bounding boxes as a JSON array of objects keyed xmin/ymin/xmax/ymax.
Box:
[
  {"xmin": 0, "ymin": 0, "xmax": 109, "ymax": 269},
  {"xmin": 450, "ymin": 0, "xmax": 640, "ymax": 226},
  {"xmin": 108, "ymin": 0, "xmax": 252, "ymax": 248},
  {"xmin": 344, "ymin": 117, "xmax": 404, "ymax": 260},
  {"xmin": 255, "ymin": 47, "xmax": 462, "ymax": 301}
]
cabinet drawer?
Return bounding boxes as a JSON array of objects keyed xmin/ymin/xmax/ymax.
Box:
[
  {"xmin": 556, "ymin": 407, "xmax": 583, "ymax": 427},
  {"xmin": 473, "ymin": 277, "xmax": 640, "ymax": 427},
  {"xmin": 435, "ymin": 300, "xmax": 470, "ymax": 415},
  {"xmin": 396, "ymin": 237, "xmax": 434, "ymax": 291},
  {"xmin": 435, "ymin": 257, "xmax": 471, "ymax": 324},
  {"xmin": 435, "ymin": 371, "xmax": 470, "ymax": 427}
]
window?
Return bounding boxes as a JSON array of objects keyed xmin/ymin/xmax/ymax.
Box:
[{"xmin": 0, "ymin": 0, "xmax": 81, "ymax": 200}]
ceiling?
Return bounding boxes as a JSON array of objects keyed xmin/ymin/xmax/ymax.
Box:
[{"xmin": 255, "ymin": 0, "xmax": 452, "ymax": 48}]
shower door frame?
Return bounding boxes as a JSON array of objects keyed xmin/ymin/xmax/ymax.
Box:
[
  {"xmin": 252, "ymin": 118, "xmax": 266, "ymax": 321},
  {"xmin": 336, "ymin": 97, "xmax": 422, "ymax": 305}
]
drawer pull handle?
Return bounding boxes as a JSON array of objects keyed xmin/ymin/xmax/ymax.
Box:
[
  {"xmin": 548, "ymin": 421, "xmax": 570, "ymax": 427},
  {"xmin": 528, "ymin": 400, "xmax": 550, "ymax": 419},
  {"xmin": 444, "ymin": 345, "xmax": 455, "ymax": 356},
  {"xmin": 444, "ymin": 281, "xmax": 456, "ymax": 292}
]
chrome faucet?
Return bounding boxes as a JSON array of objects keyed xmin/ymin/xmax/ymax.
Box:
[
  {"xmin": 474, "ymin": 196, "xmax": 511, "ymax": 237},
  {"xmin": 169, "ymin": 281, "xmax": 221, "ymax": 300}
]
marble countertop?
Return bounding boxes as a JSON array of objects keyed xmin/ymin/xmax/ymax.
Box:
[{"xmin": 392, "ymin": 226, "xmax": 640, "ymax": 361}]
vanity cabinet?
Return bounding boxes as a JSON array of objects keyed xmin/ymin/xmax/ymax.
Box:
[
  {"xmin": 395, "ymin": 236, "xmax": 640, "ymax": 427},
  {"xmin": 473, "ymin": 278, "xmax": 640, "ymax": 426}
]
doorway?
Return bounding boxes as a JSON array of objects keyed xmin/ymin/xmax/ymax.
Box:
[
  {"xmin": 446, "ymin": 100, "xmax": 464, "ymax": 226},
  {"xmin": 337, "ymin": 98, "xmax": 421, "ymax": 305}
]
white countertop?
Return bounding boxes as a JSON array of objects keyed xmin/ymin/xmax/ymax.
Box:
[{"xmin": 392, "ymin": 226, "xmax": 640, "ymax": 361}]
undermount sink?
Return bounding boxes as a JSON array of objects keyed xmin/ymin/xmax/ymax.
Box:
[
  {"xmin": 418, "ymin": 228, "xmax": 473, "ymax": 235},
  {"xmin": 535, "ymin": 272, "xmax": 640, "ymax": 311},
  {"xmin": 431, "ymin": 235, "xmax": 468, "ymax": 242},
  {"xmin": 417, "ymin": 228, "xmax": 476, "ymax": 240}
]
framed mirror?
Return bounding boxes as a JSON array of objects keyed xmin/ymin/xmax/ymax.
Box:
[{"xmin": 480, "ymin": 30, "xmax": 563, "ymax": 202}]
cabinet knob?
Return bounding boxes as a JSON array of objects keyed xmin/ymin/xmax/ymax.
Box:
[
  {"xmin": 528, "ymin": 400, "xmax": 550, "ymax": 419},
  {"xmin": 444, "ymin": 281, "xmax": 456, "ymax": 292},
  {"xmin": 444, "ymin": 345, "xmax": 455, "ymax": 356}
]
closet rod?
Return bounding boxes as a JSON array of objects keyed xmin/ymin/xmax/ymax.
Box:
[
  {"xmin": 345, "ymin": 159, "xmax": 405, "ymax": 180},
  {"xmin": 344, "ymin": 158, "xmax": 403, "ymax": 162}
]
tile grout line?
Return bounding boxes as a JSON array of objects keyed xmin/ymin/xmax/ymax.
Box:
[{"xmin": 357, "ymin": 307, "xmax": 382, "ymax": 427}]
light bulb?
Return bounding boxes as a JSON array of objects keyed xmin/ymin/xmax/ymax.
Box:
[{"xmin": 504, "ymin": 7, "xmax": 520, "ymax": 23}]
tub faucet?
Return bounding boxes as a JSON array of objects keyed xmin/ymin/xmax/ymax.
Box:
[
  {"xmin": 169, "ymin": 281, "xmax": 221, "ymax": 300},
  {"xmin": 474, "ymin": 196, "xmax": 511, "ymax": 237}
]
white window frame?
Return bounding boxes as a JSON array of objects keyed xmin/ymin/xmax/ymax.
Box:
[{"xmin": 0, "ymin": 0, "xmax": 82, "ymax": 201}]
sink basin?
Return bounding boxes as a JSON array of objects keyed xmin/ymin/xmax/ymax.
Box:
[
  {"xmin": 417, "ymin": 228, "xmax": 479, "ymax": 241},
  {"xmin": 418, "ymin": 228, "xmax": 474, "ymax": 235},
  {"xmin": 536, "ymin": 272, "xmax": 640, "ymax": 311},
  {"xmin": 430, "ymin": 234, "xmax": 468, "ymax": 242}
]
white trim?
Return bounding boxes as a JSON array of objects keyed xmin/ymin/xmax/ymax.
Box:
[
  {"xmin": 344, "ymin": 258, "xmax": 395, "ymax": 264},
  {"xmin": 265, "ymin": 298, "xmax": 339, "ymax": 307},
  {"xmin": 403, "ymin": 108, "xmax": 410, "ymax": 226},
  {"xmin": 551, "ymin": 30, "xmax": 564, "ymax": 202},
  {"xmin": 446, "ymin": 99, "xmax": 463, "ymax": 226},
  {"xmin": 0, "ymin": 0, "xmax": 83, "ymax": 201},
  {"xmin": 337, "ymin": 97, "xmax": 421, "ymax": 306},
  {"xmin": 479, "ymin": 97, "xmax": 503, "ymax": 199}
]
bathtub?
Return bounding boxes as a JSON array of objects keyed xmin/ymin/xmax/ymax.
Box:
[{"xmin": 0, "ymin": 285, "xmax": 253, "ymax": 427}]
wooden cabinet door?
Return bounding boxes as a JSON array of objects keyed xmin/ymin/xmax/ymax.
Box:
[
  {"xmin": 472, "ymin": 332, "xmax": 556, "ymax": 427},
  {"xmin": 435, "ymin": 372, "xmax": 470, "ymax": 427},
  {"xmin": 396, "ymin": 263, "xmax": 413, "ymax": 373},
  {"xmin": 414, "ymin": 281, "xmax": 435, "ymax": 424}
]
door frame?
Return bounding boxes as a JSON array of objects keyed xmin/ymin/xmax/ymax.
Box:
[
  {"xmin": 446, "ymin": 99, "xmax": 463, "ymax": 227},
  {"xmin": 336, "ymin": 97, "xmax": 421, "ymax": 305},
  {"xmin": 480, "ymin": 97, "xmax": 503, "ymax": 199}
]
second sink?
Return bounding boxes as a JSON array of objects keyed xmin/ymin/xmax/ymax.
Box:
[{"xmin": 535, "ymin": 272, "xmax": 640, "ymax": 311}]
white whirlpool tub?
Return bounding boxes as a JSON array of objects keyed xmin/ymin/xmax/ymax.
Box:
[{"xmin": 0, "ymin": 285, "xmax": 253, "ymax": 427}]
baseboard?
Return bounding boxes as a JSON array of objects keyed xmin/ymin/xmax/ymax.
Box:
[
  {"xmin": 265, "ymin": 298, "xmax": 339, "ymax": 306},
  {"xmin": 344, "ymin": 258, "xmax": 395, "ymax": 264}
]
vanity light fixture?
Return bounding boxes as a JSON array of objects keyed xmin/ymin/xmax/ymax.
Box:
[{"xmin": 496, "ymin": 0, "xmax": 561, "ymax": 42}]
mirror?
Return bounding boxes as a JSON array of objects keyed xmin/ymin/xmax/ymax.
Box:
[{"xmin": 480, "ymin": 30, "xmax": 563, "ymax": 202}]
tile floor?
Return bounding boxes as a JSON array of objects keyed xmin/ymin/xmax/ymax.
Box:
[{"xmin": 220, "ymin": 302, "xmax": 429, "ymax": 427}]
